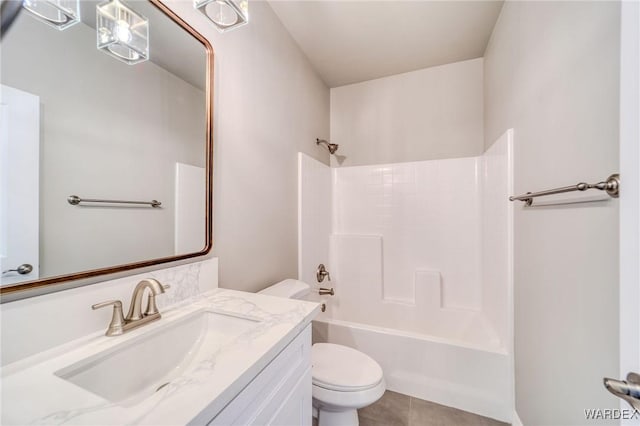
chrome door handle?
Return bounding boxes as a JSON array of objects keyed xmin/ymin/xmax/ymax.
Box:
[
  {"xmin": 2, "ymin": 263, "xmax": 33, "ymax": 275},
  {"xmin": 604, "ymin": 372, "xmax": 640, "ymax": 410}
]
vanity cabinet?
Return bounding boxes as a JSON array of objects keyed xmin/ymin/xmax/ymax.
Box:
[
  {"xmin": 201, "ymin": 325, "xmax": 312, "ymax": 426},
  {"xmin": 0, "ymin": 290, "xmax": 319, "ymax": 425}
]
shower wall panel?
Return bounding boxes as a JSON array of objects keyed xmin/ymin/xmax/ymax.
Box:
[
  {"xmin": 332, "ymin": 158, "xmax": 483, "ymax": 311},
  {"xmin": 299, "ymin": 136, "xmax": 512, "ymax": 351}
]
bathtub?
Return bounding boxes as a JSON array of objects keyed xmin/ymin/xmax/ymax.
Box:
[
  {"xmin": 297, "ymin": 134, "xmax": 514, "ymax": 422},
  {"xmin": 309, "ymin": 308, "xmax": 513, "ymax": 423}
]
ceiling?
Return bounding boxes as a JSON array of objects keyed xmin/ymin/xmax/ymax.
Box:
[{"xmin": 269, "ymin": 1, "xmax": 504, "ymax": 88}]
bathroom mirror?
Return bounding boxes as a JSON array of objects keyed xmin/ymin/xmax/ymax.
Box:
[{"xmin": 0, "ymin": 0, "xmax": 213, "ymax": 297}]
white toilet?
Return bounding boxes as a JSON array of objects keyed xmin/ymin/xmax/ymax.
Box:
[{"xmin": 259, "ymin": 279, "xmax": 385, "ymax": 426}]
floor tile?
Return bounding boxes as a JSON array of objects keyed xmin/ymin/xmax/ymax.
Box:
[
  {"xmin": 408, "ymin": 397, "xmax": 509, "ymax": 426},
  {"xmin": 358, "ymin": 390, "xmax": 410, "ymax": 426},
  {"xmin": 359, "ymin": 415, "xmax": 402, "ymax": 426}
]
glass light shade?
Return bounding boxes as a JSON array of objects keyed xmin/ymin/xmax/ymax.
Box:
[
  {"xmin": 96, "ymin": 0, "xmax": 149, "ymax": 65},
  {"xmin": 194, "ymin": 0, "xmax": 248, "ymax": 33},
  {"xmin": 22, "ymin": 0, "xmax": 80, "ymax": 30}
]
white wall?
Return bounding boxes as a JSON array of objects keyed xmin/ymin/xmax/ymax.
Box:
[
  {"xmin": 481, "ymin": 130, "xmax": 513, "ymax": 357},
  {"xmin": 0, "ymin": 257, "xmax": 218, "ymax": 366},
  {"xmin": 297, "ymin": 154, "xmax": 331, "ymax": 288},
  {"xmin": 1, "ymin": 14, "xmax": 205, "ymax": 278},
  {"xmin": 484, "ymin": 2, "xmax": 621, "ymax": 424},
  {"xmin": 163, "ymin": 1, "xmax": 330, "ymax": 293},
  {"xmin": 330, "ymin": 58, "xmax": 484, "ymax": 167}
]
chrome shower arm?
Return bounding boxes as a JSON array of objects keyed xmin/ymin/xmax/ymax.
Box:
[{"xmin": 316, "ymin": 138, "xmax": 339, "ymax": 155}]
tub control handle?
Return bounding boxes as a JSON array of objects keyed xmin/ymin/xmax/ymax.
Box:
[{"xmin": 316, "ymin": 264, "xmax": 331, "ymax": 283}]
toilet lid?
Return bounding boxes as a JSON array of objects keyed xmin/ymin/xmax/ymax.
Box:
[{"xmin": 312, "ymin": 343, "xmax": 383, "ymax": 392}]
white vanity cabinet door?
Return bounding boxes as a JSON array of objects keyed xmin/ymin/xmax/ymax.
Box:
[
  {"xmin": 267, "ymin": 368, "xmax": 312, "ymax": 426},
  {"xmin": 206, "ymin": 325, "xmax": 312, "ymax": 426}
]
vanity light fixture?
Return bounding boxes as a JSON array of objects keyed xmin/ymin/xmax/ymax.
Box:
[
  {"xmin": 22, "ymin": 0, "xmax": 80, "ymax": 30},
  {"xmin": 96, "ymin": 0, "xmax": 149, "ymax": 65},
  {"xmin": 194, "ymin": 0, "xmax": 248, "ymax": 33}
]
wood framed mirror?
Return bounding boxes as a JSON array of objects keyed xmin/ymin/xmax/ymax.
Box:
[{"xmin": 0, "ymin": 0, "xmax": 213, "ymax": 298}]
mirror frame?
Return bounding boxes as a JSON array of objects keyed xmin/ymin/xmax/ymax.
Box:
[{"xmin": 0, "ymin": 0, "xmax": 214, "ymax": 298}]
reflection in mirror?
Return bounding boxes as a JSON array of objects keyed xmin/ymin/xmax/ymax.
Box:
[{"xmin": 0, "ymin": 1, "xmax": 211, "ymax": 292}]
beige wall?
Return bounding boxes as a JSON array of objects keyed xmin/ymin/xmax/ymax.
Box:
[
  {"xmin": 330, "ymin": 58, "xmax": 483, "ymax": 167},
  {"xmin": 484, "ymin": 2, "xmax": 620, "ymax": 424},
  {"xmin": 168, "ymin": 1, "xmax": 330, "ymax": 292}
]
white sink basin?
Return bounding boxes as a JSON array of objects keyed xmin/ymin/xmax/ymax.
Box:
[{"xmin": 55, "ymin": 310, "xmax": 259, "ymax": 404}]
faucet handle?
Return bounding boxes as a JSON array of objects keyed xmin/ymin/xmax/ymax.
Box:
[
  {"xmin": 92, "ymin": 300, "xmax": 125, "ymax": 336},
  {"xmin": 316, "ymin": 264, "xmax": 331, "ymax": 283},
  {"xmin": 92, "ymin": 300, "xmax": 122, "ymax": 310},
  {"xmin": 144, "ymin": 284, "xmax": 170, "ymax": 316}
]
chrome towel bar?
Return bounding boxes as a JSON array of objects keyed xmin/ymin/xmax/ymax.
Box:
[
  {"xmin": 67, "ymin": 195, "xmax": 161, "ymax": 208},
  {"xmin": 509, "ymin": 174, "xmax": 620, "ymax": 206}
]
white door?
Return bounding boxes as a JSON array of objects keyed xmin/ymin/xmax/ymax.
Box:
[
  {"xmin": 607, "ymin": 2, "xmax": 640, "ymax": 423},
  {"xmin": 0, "ymin": 85, "xmax": 40, "ymax": 286}
]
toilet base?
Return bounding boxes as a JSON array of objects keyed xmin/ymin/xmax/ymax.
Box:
[
  {"xmin": 317, "ymin": 407, "xmax": 359, "ymax": 426},
  {"xmin": 312, "ymin": 378, "xmax": 385, "ymax": 426}
]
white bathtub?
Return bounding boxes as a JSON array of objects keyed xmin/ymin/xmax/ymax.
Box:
[{"xmin": 310, "ymin": 313, "xmax": 513, "ymax": 423}]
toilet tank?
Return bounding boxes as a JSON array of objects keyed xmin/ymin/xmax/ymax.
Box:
[{"xmin": 258, "ymin": 279, "xmax": 311, "ymax": 299}]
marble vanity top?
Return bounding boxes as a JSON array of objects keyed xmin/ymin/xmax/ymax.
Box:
[{"xmin": 0, "ymin": 289, "xmax": 320, "ymax": 425}]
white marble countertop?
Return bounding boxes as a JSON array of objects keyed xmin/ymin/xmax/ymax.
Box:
[{"xmin": 1, "ymin": 289, "xmax": 320, "ymax": 425}]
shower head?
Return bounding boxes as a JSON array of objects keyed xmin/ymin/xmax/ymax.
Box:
[{"xmin": 316, "ymin": 138, "xmax": 339, "ymax": 155}]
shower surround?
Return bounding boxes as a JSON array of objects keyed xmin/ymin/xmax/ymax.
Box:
[{"xmin": 299, "ymin": 130, "xmax": 514, "ymax": 422}]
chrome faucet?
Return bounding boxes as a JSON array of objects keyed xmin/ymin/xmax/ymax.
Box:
[
  {"xmin": 126, "ymin": 278, "xmax": 167, "ymax": 320},
  {"xmin": 92, "ymin": 278, "xmax": 170, "ymax": 336}
]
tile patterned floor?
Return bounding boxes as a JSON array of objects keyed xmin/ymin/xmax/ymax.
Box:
[
  {"xmin": 357, "ymin": 391, "xmax": 510, "ymax": 426},
  {"xmin": 312, "ymin": 390, "xmax": 509, "ymax": 426}
]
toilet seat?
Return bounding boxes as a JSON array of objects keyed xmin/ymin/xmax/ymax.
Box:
[
  {"xmin": 313, "ymin": 377, "xmax": 386, "ymax": 410},
  {"xmin": 312, "ymin": 343, "xmax": 383, "ymax": 392}
]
